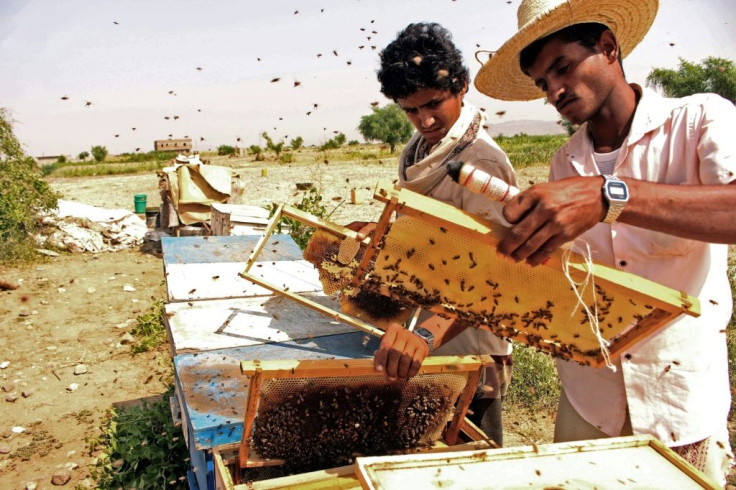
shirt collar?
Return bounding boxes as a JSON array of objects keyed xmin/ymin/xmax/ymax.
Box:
[
  {"xmin": 626, "ymin": 84, "xmax": 672, "ymax": 146},
  {"xmin": 566, "ymin": 84, "xmax": 671, "ymax": 176}
]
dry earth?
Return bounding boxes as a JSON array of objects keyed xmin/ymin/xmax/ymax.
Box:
[{"xmin": 6, "ymin": 155, "xmax": 725, "ymax": 488}]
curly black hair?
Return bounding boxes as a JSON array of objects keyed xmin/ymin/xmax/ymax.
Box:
[{"xmin": 378, "ymin": 22, "xmax": 469, "ymax": 101}]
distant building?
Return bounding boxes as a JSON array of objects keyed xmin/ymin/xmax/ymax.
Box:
[
  {"xmin": 35, "ymin": 155, "xmax": 68, "ymax": 165},
  {"xmin": 154, "ymin": 138, "xmax": 192, "ymax": 153}
]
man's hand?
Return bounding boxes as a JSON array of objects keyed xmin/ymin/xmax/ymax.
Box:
[
  {"xmin": 344, "ymin": 221, "xmax": 377, "ymax": 241},
  {"xmin": 374, "ymin": 322, "xmax": 429, "ymax": 380},
  {"xmin": 497, "ymin": 176, "xmax": 605, "ymax": 266}
]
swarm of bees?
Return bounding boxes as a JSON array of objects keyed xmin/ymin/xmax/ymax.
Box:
[{"xmin": 251, "ymin": 379, "xmax": 455, "ymax": 473}]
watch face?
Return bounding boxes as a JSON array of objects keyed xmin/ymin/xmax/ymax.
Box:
[{"xmin": 606, "ymin": 181, "xmax": 629, "ymax": 201}]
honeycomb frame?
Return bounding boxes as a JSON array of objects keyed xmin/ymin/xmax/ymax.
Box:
[{"xmin": 236, "ymin": 356, "xmax": 488, "ymax": 472}]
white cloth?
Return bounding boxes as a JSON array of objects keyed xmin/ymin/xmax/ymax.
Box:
[
  {"xmin": 398, "ymin": 103, "xmax": 517, "ymax": 358},
  {"xmin": 551, "ymin": 87, "xmax": 736, "ymax": 447}
]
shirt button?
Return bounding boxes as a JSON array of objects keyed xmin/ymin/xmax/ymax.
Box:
[{"xmin": 619, "ymin": 260, "xmax": 627, "ymax": 267}]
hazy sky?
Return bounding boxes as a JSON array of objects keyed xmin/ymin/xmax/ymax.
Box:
[{"xmin": 2, "ymin": 0, "xmax": 734, "ymax": 157}]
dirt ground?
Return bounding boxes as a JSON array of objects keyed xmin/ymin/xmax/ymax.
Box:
[{"xmin": 1, "ymin": 156, "xmax": 728, "ymax": 488}]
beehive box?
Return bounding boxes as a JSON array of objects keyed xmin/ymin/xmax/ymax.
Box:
[
  {"xmin": 210, "ymin": 203, "xmax": 274, "ymax": 236},
  {"xmin": 213, "ymin": 435, "xmax": 718, "ymax": 489},
  {"xmin": 212, "ymin": 356, "xmax": 490, "ymax": 487},
  {"xmin": 355, "ymin": 435, "xmax": 720, "ymax": 489}
]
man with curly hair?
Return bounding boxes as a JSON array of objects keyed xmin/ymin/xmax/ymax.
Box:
[{"xmin": 355, "ymin": 22, "xmax": 517, "ymax": 446}]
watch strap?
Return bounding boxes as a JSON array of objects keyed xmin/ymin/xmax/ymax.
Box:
[
  {"xmin": 412, "ymin": 327, "xmax": 435, "ymax": 353},
  {"xmin": 602, "ymin": 175, "xmax": 627, "ymax": 224}
]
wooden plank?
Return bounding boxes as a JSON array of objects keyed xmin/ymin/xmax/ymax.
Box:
[
  {"xmin": 647, "ymin": 437, "xmax": 722, "ymax": 488},
  {"xmin": 351, "ymin": 195, "xmax": 398, "ymax": 291},
  {"xmin": 245, "ymin": 204, "xmax": 283, "ymax": 273},
  {"xmin": 281, "ymin": 205, "xmax": 357, "ymax": 239},
  {"xmin": 239, "ymin": 369, "xmax": 263, "ymax": 468},
  {"xmin": 444, "ymin": 368, "xmax": 481, "ymax": 445},
  {"xmin": 457, "ymin": 418, "xmax": 496, "ymax": 447},
  {"xmin": 164, "ymin": 294, "xmax": 356, "ymax": 355},
  {"xmin": 247, "ymin": 465, "xmax": 360, "ymax": 490},
  {"xmin": 355, "ymin": 435, "xmax": 717, "ymax": 490},
  {"xmin": 213, "ymin": 449, "xmax": 235, "ymax": 490},
  {"xmin": 240, "ymin": 355, "xmax": 485, "ymax": 378},
  {"xmin": 239, "ymin": 270, "xmax": 385, "ymax": 339},
  {"xmin": 599, "ymin": 307, "xmax": 674, "ymax": 364}
]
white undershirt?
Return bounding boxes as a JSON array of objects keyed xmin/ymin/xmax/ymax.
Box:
[{"xmin": 593, "ymin": 147, "xmax": 620, "ymax": 175}]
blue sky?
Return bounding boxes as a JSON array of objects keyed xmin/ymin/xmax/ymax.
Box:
[{"xmin": 1, "ymin": 0, "xmax": 734, "ymax": 156}]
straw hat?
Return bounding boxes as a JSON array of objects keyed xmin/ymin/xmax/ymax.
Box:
[{"xmin": 474, "ymin": 0, "xmax": 658, "ymax": 101}]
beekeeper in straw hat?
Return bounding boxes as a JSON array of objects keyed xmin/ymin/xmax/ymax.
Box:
[{"xmin": 474, "ymin": 0, "xmax": 736, "ymax": 484}]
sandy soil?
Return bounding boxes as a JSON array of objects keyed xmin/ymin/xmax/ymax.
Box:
[{"xmin": 9, "ymin": 155, "xmax": 713, "ymax": 488}]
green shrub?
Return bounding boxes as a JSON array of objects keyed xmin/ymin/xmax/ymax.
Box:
[
  {"xmin": 218, "ymin": 145, "xmax": 236, "ymax": 156},
  {"xmin": 40, "ymin": 163, "xmax": 59, "ymax": 177},
  {"xmin": 56, "ymin": 154, "xmax": 66, "ymax": 163},
  {"xmin": 319, "ymin": 139, "xmax": 340, "ymax": 151},
  {"xmin": 116, "ymin": 150, "xmax": 176, "ymax": 163},
  {"xmin": 89, "ymin": 386, "xmax": 189, "ymax": 489},
  {"xmin": 270, "ymin": 186, "xmax": 327, "ymax": 250},
  {"xmin": 495, "ymin": 133, "xmax": 568, "ymax": 168},
  {"xmin": 130, "ymin": 299, "xmax": 167, "ymax": 353},
  {"xmin": 0, "ymin": 108, "xmax": 60, "ymax": 264},
  {"xmin": 91, "ymin": 145, "xmax": 108, "ymax": 163},
  {"xmin": 507, "ymin": 342, "xmax": 561, "ymax": 412},
  {"xmin": 280, "ymin": 152, "xmax": 295, "ymax": 164}
]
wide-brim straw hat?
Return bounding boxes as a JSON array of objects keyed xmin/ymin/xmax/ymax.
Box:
[{"xmin": 474, "ymin": 0, "xmax": 659, "ymax": 101}]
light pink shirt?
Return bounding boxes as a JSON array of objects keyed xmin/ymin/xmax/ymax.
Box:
[{"xmin": 552, "ymin": 87, "xmax": 736, "ymax": 446}]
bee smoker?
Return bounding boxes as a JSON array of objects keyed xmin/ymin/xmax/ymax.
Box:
[{"xmin": 446, "ymin": 160, "xmax": 519, "ymax": 202}]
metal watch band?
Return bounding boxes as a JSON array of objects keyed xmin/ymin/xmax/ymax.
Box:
[
  {"xmin": 602, "ymin": 175, "xmax": 628, "ymax": 224},
  {"xmin": 412, "ymin": 328, "xmax": 435, "ymax": 353}
]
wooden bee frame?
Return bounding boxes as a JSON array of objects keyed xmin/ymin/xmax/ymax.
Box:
[
  {"xmin": 228, "ymin": 356, "xmax": 490, "ymax": 482},
  {"xmin": 240, "ymin": 184, "xmax": 699, "ymax": 368},
  {"xmin": 358, "ymin": 183, "xmax": 700, "ymax": 366},
  {"xmin": 239, "ymin": 204, "xmax": 386, "ymax": 340}
]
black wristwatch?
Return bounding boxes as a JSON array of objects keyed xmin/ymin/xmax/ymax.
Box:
[
  {"xmin": 413, "ymin": 327, "xmax": 435, "ymax": 353},
  {"xmin": 602, "ymin": 175, "xmax": 629, "ymax": 223}
]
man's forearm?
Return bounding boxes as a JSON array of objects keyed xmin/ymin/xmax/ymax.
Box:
[{"xmin": 621, "ymin": 179, "xmax": 736, "ymax": 243}]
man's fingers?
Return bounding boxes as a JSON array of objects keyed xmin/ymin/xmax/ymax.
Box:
[
  {"xmin": 502, "ymin": 191, "xmax": 536, "ymax": 226},
  {"xmin": 374, "ymin": 323, "xmax": 428, "ymax": 379},
  {"xmin": 385, "ymin": 341, "xmax": 406, "ymax": 379},
  {"xmin": 356, "ymin": 222, "xmax": 377, "ymax": 241},
  {"xmin": 525, "ymin": 234, "xmax": 569, "ymax": 267},
  {"xmin": 344, "ymin": 221, "xmax": 370, "ymax": 232},
  {"xmin": 397, "ymin": 346, "xmax": 416, "ymax": 379},
  {"xmin": 507, "ymin": 221, "xmax": 557, "ymax": 263},
  {"xmin": 373, "ymin": 326, "xmax": 398, "ymax": 373}
]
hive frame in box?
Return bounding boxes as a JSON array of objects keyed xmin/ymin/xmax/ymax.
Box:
[
  {"xmin": 240, "ymin": 185, "xmax": 700, "ymax": 367},
  {"xmin": 223, "ymin": 356, "xmax": 489, "ymax": 482}
]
